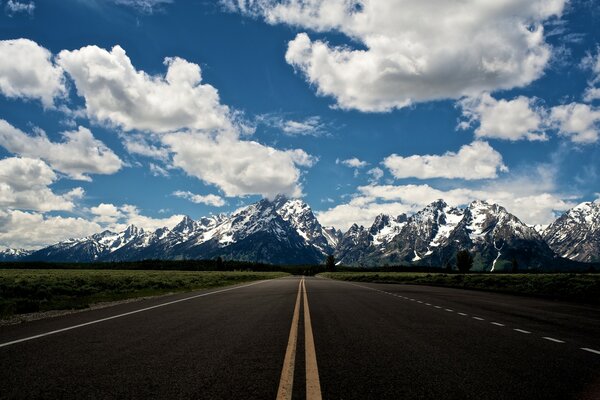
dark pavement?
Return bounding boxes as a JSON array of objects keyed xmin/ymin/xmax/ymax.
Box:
[{"xmin": 1, "ymin": 276, "xmax": 599, "ymax": 399}]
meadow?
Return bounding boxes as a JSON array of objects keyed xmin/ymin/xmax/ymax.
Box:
[
  {"xmin": 319, "ymin": 272, "xmax": 600, "ymax": 304},
  {"xmin": 0, "ymin": 269, "xmax": 287, "ymax": 318}
]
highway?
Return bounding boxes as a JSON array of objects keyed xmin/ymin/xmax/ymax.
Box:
[{"xmin": 1, "ymin": 276, "xmax": 599, "ymax": 399}]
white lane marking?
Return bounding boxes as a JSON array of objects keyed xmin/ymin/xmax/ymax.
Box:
[
  {"xmin": 458, "ymin": 312, "xmax": 468, "ymax": 316},
  {"xmin": 542, "ymin": 337, "xmax": 565, "ymax": 343},
  {"xmin": 472, "ymin": 317, "xmax": 484, "ymax": 321},
  {"xmin": 425, "ymin": 303, "xmax": 431, "ymax": 306},
  {"xmin": 434, "ymin": 306, "xmax": 442, "ymax": 309},
  {"xmin": 581, "ymin": 347, "xmax": 600, "ymax": 355},
  {"xmin": 0, "ymin": 279, "xmax": 271, "ymax": 349},
  {"xmin": 491, "ymin": 322, "xmax": 505, "ymax": 327},
  {"xmin": 409, "ymin": 299, "xmax": 416, "ymax": 301},
  {"xmin": 417, "ymin": 301, "xmax": 423, "ymax": 304},
  {"xmin": 514, "ymin": 329, "xmax": 531, "ymax": 334},
  {"xmin": 445, "ymin": 309, "xmax": 454, "ymax": 312}
]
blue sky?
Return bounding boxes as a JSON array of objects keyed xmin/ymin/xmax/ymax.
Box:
[{"xmin": 0, "ymin": 0, "xmax": 599, "ymax": 248}]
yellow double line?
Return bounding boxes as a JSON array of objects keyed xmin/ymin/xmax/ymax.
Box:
[{"xmin": 276, "ymin": 278, "xmax": 322, "ymax": 400}]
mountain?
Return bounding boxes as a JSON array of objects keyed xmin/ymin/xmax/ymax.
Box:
[
  {"xmin": 22, "ymin": 195, "xmax": 331, "ymax": 265},
  {"xmin": 5, "ymin": 196, "xmax": 596, "ymax": 269},
  {"xmin": 335, "ymin": 200, "xmax": 560, "ymax": 271},
  {"xmin": 0, "ymin": 248, "xmax": 33, "ymax": 261},
  {"xmin": 543, "ymin": 202, "xmax": 600, "ymax": 263}
]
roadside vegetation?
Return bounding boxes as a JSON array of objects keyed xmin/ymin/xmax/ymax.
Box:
[
  {"xmin": 319, "ymin": 272, "xmax": 600, "ymax": 304},
  {"xmin": 0, "ymin": 269, "xmax": 287, "ymax": 319}
]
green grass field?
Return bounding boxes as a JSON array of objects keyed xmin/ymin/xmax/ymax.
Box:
[
  {"xmin": 0, "ymin": 269, "xmax": 288, "ymax": 318},
  {"xmin": 319, "ymin": 272, "xmax": 600, "ymax": 304}
]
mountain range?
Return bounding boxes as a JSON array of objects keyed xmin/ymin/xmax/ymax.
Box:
[{"xmin": 2, "ymin": 195, "xmax": 599, "ymax": 271}]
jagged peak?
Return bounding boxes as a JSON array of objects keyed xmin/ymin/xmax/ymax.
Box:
[{"xmin": 171, "ymin": 215, "xmax": 196, "ymax": 233}]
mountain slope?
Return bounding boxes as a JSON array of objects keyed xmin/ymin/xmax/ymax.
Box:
[
  {"xmin": 23, "ymin": 196, "xmax": 330, "ymax": 265},
  {"xmin": 543, "ymin": 202, "xmax": 600, "ymax": 263},
  {"xmin": 336, "ymin": 200, "xmax": 560, "ymax": 271}
]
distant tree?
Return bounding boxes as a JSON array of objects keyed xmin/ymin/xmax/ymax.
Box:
[
  {"xmin": 215, "ymin": 256, "xmax": 224, "ymax": 271},
  {"xmin": 445, "ymin": 260, "xmax": 453, "ymax": 272},
  {"xmin": 511, "ymin": 257, "xmax": 519, "ymax": 273},
  {"xmin": 325, "ymin": 254, "xmax": 336, "ymax": 271},
  {"xmin": 456, "ymin": 250, "xmax": 473, "ymax": 273}
]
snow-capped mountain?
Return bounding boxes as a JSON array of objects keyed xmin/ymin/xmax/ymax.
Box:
[
  {"xmin": 543, "ymin": 202, "xmax": 600, "ymax": 263},
  {"xmin": 22, "ymin": 196, "xmax": 332, "ymax": 265},
  {"xmin": 0, "ymin": 248, "xmax": 33, "ymax": 261},
  {"xmin": 335, "ymin": 200, "xmax": 560, "ymax": 271},
  {"xmin": 5, "ymin": 196, "xmax": 596, "ymax": 269}
]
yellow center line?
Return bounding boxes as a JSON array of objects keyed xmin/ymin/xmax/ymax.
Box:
[
  {"xmin": 302, "ymin": 278, "xmax": 323, "ymax": 400},
  {"xmin": 276, "ymin": 279, "xmax": 303, "ymax": 400}
]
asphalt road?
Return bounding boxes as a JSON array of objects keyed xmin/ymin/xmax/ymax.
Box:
[{"xmin": 1, "ymin": 275, "xmax": 599, "ymax": 399}]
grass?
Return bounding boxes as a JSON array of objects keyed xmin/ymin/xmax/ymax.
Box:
[
  {"xmin": 319, "ymin": 272, "xmax": 600, "ymax": 304},
  {"xmin": 0, "ymin": 269, "xmax": 288, "ymax": 319}
]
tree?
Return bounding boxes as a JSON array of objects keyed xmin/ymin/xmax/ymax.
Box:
[
  {"xmin": 511, "ymin": 257, "xmax": 519, "ymax": 273},
  {"xmin": 445, "ymin": 260, "xmax": 453, "ymax": 272},
  {"xmin": 325, "ymin": 254, "xmax": 336, "ymax": 271},
  {"xmin": 456, "ymin": 250, "xmax": 473, "ymax": 273},
  {"xmin": 215, "ymin": 256, "xmax": 224, "ymax": 270}
]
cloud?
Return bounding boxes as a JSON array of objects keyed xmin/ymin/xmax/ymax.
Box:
[
  {"xmin": 0, "ymin": 157, "xmax": 83, "ymax": 212},
  {"xmin": 582, "ymin": 47, "xmax": 600, "ymax": 102},
  {"xmin": 162, "ymin": 132, "xmax": 309, "ymax": 198},
  {"xmin": 258, "ymin": 114, "xmax": 327, "ymax": 136},
  {"xmin": 549, "ymin": 103, "xmax": 600, "ymax": 144},
  {"xmin": 149, "ymin": 163, "xmax": 169, "ymax": 177},
  {"xmin": 55, "ymin": 42, "xmax": 315, "ymax": 197},
  {"xmin": 318, "ymin": 182, "xmax": 575, "ymax": 231},
  {"xmin": 57, "ymin": 46, "xmax": 234, "ymax": 133},
  {"xmin": 122, "ymin": 134, "xmax": 169, "ymax": 161},
  {"xmin": 318, "ymin": 159, "xmax": 576, "ymax": 230},
  {"xmin": 0, "ymin": 210, "xmax": 101, "ymax": 249},
  {"xmin": 5, "ymin": 0, "xmax": 35, "ymax": 16},
  {"xmin": 0, "ymin": 120, "xmax": 123, "ymax": 180},
  {"xmin": 90, "ymin": 202, "xmax": 184, "ymax": 232},
  {"xmin": 338, "ymin": 157, "xmax": 368, "ymax": 168},
  {"xmin": 172, "ymin": 190, "xmax": 226, "ymax": 207},
  {"xmin": 0, "ymin": 39, "xmax": 65, "ymax": 107},
  {"xmin": 228, "ymin": 0, "xmax": 565, "ymax": 111},
  {"xmin": 458, "ymin": 93, "xmax": 547, "ymax": 141},
  {"xmin": 459, "ymin": 93, "xmax": 600, "ymax": 144},
  {"xmin": 0, "ymin": 201, "xmax": 186, "ymax": 249},
  {"xmin": 383, "ymin": 141, "xmax": 507, "ymax": 180},
  {"xmin": 111, "ymin": 0, "xmax": 173, "ymax": 13},
  {"xmin": 367, "ymin": 167, "xmax": 383, "ymax": 183}
]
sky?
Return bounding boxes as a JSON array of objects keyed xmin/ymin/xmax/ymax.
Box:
[{"xmin": 0, "ymin": 0, "xmax": 599, "ymax": 249}]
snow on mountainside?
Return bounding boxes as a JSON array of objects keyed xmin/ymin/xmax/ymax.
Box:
[
  {"xmin": 7, "ymin": 196, "xmax": 596, "ymax": 268},
  {"xmin": 22, "ymin": 196, "xmax": 333, "ymax": 264},
  {"xmin": 544, "ymin": 202, "xmax": 600, "ymax": 263},
  {"xmin": 0, "ymin": 248, "xmax": 33, "ymax": 261},
  {"xmin": 335, "ymin": 199, "xmax": 561, "ymax": 271}
]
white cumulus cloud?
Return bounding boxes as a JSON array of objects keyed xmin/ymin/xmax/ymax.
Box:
[
  {"xmin": 458, "ymin": 93, "xmax": 547, "ymax": 141},
  {"xmin": 0, "ymin": 120, "xmax": 123, "ymax": 180},
  {"xmin": 0, "ymin": 157, "xmax": 83, "ymax": 212},
  {"xmin": 0, "ymin": 210, "xmax": 101, "ymax": 249},
  {"xmin": 0, "ymin": 39, "xmax": 65, "ymax": 107},
  {"xmin": 383, "ymin": 141, "xmax": 507, "ymax": 180},
  {"xmin": 227, "ymin": 0, "xmax": 565, "ymax": 111},
  {"xmin": 55, "ymin": 42, "xmax": 315, "ymax": 198},
  {"xmin": 57, "ymin": 46, "xmax": 234, "ymax": 134},
  {"xmin": 549, "ymin": 102, "xmax": 600, "ymax": 144},
  {"xmin": 162, "ymin": 132, "xmax": 309, "ymax": 198}
]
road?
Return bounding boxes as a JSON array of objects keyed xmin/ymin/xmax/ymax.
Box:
[{"xmin": 1, "ymin": 275, "xmax": 599, "ymax": 399}]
